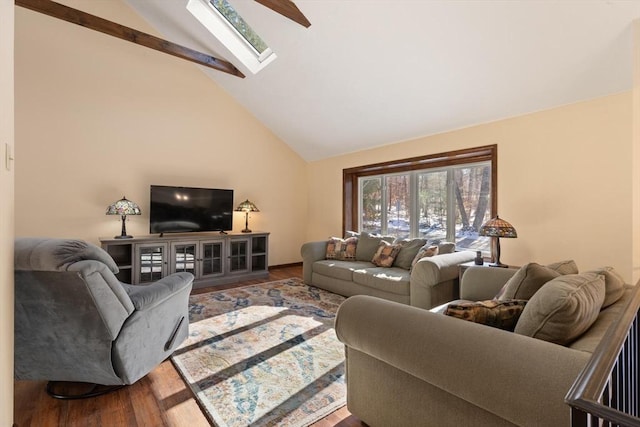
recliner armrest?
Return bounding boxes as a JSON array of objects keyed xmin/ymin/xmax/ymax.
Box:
[{"xmin": 122, "ymin": 272, "xmax": 194, "ymax": 311}]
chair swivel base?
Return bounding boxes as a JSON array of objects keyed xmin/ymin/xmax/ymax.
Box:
[{"xmin": 46, "ymin": 381, "xmax": 125, "ymax": 400}]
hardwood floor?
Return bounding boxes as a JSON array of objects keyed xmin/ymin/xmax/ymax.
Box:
[{"xmin": 14, "ymin": 265, "xmax": 366, "ymax": 427}]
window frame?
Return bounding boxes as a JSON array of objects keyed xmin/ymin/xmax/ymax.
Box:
[
  {"xmin": 187, "ymin": 0, "xmax": 277, "ymax": 75},
  {"xmin": 343, "ymin": 145, "xmax": 498, "ymax": 237}
]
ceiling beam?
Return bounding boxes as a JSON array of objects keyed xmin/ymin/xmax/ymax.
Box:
[
  {"xmin": 15, "ymin": 0, "xmax": 245, "ymax": 78},
  {"xmin": 254, "ymin": 0, "xmax": 311, "ymax": 28}
]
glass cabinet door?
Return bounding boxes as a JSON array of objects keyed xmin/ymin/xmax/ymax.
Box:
[
  {"xmin": 228, "ymin": 239, "xmax": 249, "ymax": 273},
  {"xmin": 200, "ymin": 240, "xmax": 224, "ymax": 278},
  {"xmin": 135, "ymin": 243, "xmax": 168, "ymax": 284},
  {"xmin": 172, "ymin": 242, "xmax": 197, "ymax": 276}
]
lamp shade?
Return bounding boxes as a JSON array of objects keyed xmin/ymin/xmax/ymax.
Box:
[
  {"xmin": 479, "ymin": 216, "xmax": 517, "ymax": 238},
  {"xmin": 235, "ymin": 200, "xmax": 260, "ymax": 213},
  {"xmin": 106, "ymin": 196, "xmax": 141, "ymax": 216}
]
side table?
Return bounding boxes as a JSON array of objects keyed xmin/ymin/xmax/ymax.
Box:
[{"xmin": 458, "ymin": 260, "xmax": 512, "ymax": 281}]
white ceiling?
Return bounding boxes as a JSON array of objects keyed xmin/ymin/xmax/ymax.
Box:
[{"xmin": 124, "ymin": 0, "xmax": 640, "ymax": 161}]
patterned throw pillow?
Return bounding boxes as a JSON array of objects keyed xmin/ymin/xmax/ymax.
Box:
[
  {"xmin": 371, "ymin": 241, "xmax": 402, "ymax": 267},
  {"xmin": 325, "ymin": 237, "xmax": 358, "ymax": 260},
  {"xmin": 410, "ymin": 244, "xmax": 439, "ymax": 269},
  {"xmin": 444, "ymin": 299, "xmax": 528, "ymax": 331}
]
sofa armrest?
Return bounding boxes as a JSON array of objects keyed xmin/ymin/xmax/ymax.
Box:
[
  {"xmin": 301, "ymin": 240, "xmax": 327, "ymax": 284},
  {"xmin": 459, "ymin": 266, "xmax": 518, "ymax": 300},
  {"xmin": 410, "ymin": 250, "xmax": 475, "ymax": 308},
  {"xmin": 336, "ymin": 295, "xmax": 590, "ymax": 426}
]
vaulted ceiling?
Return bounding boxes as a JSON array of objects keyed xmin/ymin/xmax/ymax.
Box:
[{"xmin": 124, "ymin": 0, "xmax": 640, "ymax": 161}]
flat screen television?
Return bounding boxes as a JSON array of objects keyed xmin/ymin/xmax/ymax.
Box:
[{"xmin": 150, "ymin": 185, "xmax": 234, "ymax": 234}]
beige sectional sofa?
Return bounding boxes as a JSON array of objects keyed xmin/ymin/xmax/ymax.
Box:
[
  {"xmin": 301, "ymin": 232, "xmax": 475, "ymax": 309},
  {"xmin": 335, "ymin": 263, "xmax": 635, "ymax": 426}
]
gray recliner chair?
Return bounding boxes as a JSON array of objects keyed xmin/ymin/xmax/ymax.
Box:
[{"xmin": 14, "ymin": 237, "xmax": 193, "ymax": 398}]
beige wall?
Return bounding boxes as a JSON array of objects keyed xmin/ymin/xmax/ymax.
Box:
[
  {"xmin": 14, "ymin": 1, "xmax": 308, "ymax": 266},
  {"xmin": 1, "ymin": 0, "xmax": 14, "ymax": 423},
  {"xmin": 308, "ymin": 93, "xmax": 635, "ymax": 283}
]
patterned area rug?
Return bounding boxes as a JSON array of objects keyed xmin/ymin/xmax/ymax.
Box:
[{"xmin": 171, "ymin": 278, "xmax": 347, "ymax": 427}]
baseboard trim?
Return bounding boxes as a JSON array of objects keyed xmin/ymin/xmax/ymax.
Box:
[{"xmin": 269, "ymin": 262, "xmax": 302, "ymax": 270}]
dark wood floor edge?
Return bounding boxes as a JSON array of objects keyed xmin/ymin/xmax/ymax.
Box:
[{"xmin": 269, "ymin": 262, "xmax": 302, "ymax": 270}]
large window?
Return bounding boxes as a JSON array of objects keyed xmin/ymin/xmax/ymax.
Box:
[{"xmin": 344, "ymin": 145, "xmax": 497, "ymax": 253}]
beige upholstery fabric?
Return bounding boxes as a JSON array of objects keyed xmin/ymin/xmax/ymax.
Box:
[
  {"xmin": 496, "ymin": 263, "xmax": 560, "ymax": 300},
  {"xmin": 437, "ymin": 242, "xmax": 456, "ymax": 254},
  {"xmin": 546, "ymin": 259, "xmax": 579, "ymax": 275},
  {"xmin": 515, "ymin": 273, "xmax": 605, "ymax": 345},
  {"xmin": 587, "ymin": 266, "xmax": 625, "ymax": 308},
  {"xmin": 392, "ymin": 238, "xmax": 427, "ymax": 270},
  {"xmin": 355, "ymin": 232, "xmax": 394, "ymax": 261},
  {"xmin": 336, "ymin": 295, "xmax": 591, "ymax": 426},
  {"xmin": 410, "ymin": 244, "xmax": 439, "ymax": 269}
]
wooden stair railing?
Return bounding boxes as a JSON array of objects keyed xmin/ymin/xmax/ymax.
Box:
[{"xmin": 565, "ymin": 281, "xmax": 640, "ymax": 427}]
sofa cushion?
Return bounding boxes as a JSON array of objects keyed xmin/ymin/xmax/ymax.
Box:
[
  {"xmin": 496, "ymin": 263, "xmax": 560, "ymax": 301},
  {"xmin": 312, "ymin": 260, "xmax": 373, "ymax": 282},
  {"xmin": 587, "ymin": 266, "xmax": 625, "ymax": 308},
  {"xmin": 356, "ymin": 232, "xmax": 395, "ymax": 262},
  {"xmin": 325, "ymin": 236, "xmax": 358, "ymax": 260},
  {"xmin": 514, "ymin": 272, "xmax": 605, "ymax": 345},
  {"xmin": 371, "ymin": 241, "xmax": 402, "ymax": 267},
  {"xmin": 392, "ymin": 238, "xmax": 427, "ymax": 270},
  {"xmin": 437, "ymin": 241, "xmax": 456, "ymax": 254},
  {"xmin": 546, "ymin": 259, "xmax": 579, "ymax": 275},
  {"xmin": 352, "ymin": 267, "xmax": 411, "ymax": 296},
  {"xmin": 410, "ymin": 244, "xmax": 439, "ymax": 269},
  {"xmin": 444, "ymin": 299, "xmax": 528, "ymax": 331}
]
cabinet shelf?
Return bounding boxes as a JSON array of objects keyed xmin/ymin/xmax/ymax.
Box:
[{"xmin": 101, "ymin": 231, "xmax": 269, "ymax": 289}]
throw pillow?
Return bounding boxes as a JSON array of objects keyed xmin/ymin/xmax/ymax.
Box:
[
  {"xmin": 371, "ymin": 241, "xmax": 402, "ymax": 268},
  {"xmin": 514, "ymin": 272, "xmax": 606, "ymax": 345},
  {"xmin": 437, "ymin": 242, "xmax": 456, "ymax": 254},
  {"xmin": 495, "ymin": 263, "xmax": 560, "ymax": 301},
  {"xmin": 325, "ymin": 237, "xmax": 343, "ymax": 259},
  {"xmin": 325, "ymin": 237, "xmax": 358, "ymax": 260},
  {"xmin": 444, "ymin": 299, "xmax": 528, "ymax": 331},
  {"xmin": 546, "ymin": 260, "xmax": 579, "ymax": 275},
  {"xmin": 355, "ymin": 232, "xmax": 394, "ymax": 261},
  {"xmin": 410, "ymin": 244, "xmax": 439, "ymax": 269},
  {"xmin": 587, "ymin": 266, "xmax": 625, "ymax": 308},
  {"xmin": 392, "ymin": 238, "xmax": 427, "ymax": 270}
]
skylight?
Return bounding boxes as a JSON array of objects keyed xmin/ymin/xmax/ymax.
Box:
[{"xmin": 187, "ymin": 0, "xmax": 276, "ymax": 75}]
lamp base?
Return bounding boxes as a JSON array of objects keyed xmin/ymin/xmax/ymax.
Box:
[
  {"xmin": 241, "ymin": 229, "xmax": 252, "ymax": 233},
  {"xmin": 115, "ymin": 235, "xmax": 133, "ymax": 239}
]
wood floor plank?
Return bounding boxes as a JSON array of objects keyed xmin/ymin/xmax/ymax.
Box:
[{"xmin": 14, "ymin": 265, "xmax": 365, "ymax": 426}]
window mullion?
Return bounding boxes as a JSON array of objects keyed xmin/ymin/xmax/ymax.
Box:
[
  {"xmin": 381, "ymin": 178, "xmax": 388, "ymax": 235},
  {"xmin": 446, "ymin": 169, "xmax": 456, "ymax": 242},
  {"xmin": 410, "ymin": 171, "xmax": 418, "ymax": 238}
]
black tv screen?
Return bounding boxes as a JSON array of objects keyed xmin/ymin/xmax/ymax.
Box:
[{"xmin": 150, "ymin": 185, "xmax": 234, "ymax": 234}]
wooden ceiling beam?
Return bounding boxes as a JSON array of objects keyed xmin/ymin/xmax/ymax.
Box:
[
  {"xmin": 254, "ymin": 0, "xmax": 311, "ymax": 28},
  {"xmin": 15, "ymin": 0, "xmax": 245, "ymax": 78}
]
